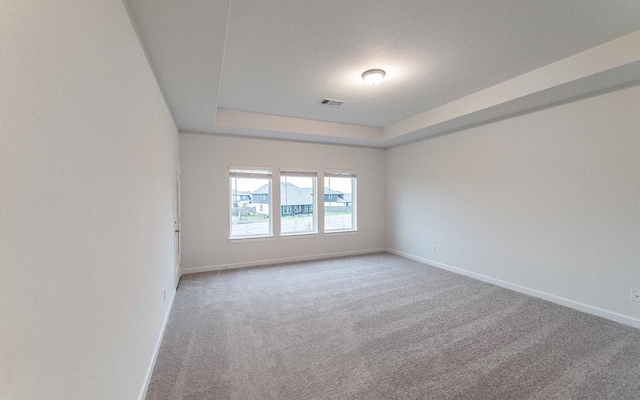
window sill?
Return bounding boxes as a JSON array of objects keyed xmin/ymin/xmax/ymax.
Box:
[
  {"xmin": 324, "ymin": 229, "xmax": 358, "ymax": 236},
  {"xmin": 280, "ymin": 233, "xmax": 319, "ymax": 240},
  {"xmin": 228, "ymin": 236, "xmax": 274, "ymax": 243}
]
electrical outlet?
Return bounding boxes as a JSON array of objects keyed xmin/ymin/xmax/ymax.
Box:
[
  {"xmin": 432, "ymin": 245, "xmax": 437, "ymax": 253},
  {"xmin": 221, "ymin": 249, "xmax": 226, "ymax": 255},
  {"xmin": 632, "ymin": 289, "xmax": 640, "ymax": 302}
]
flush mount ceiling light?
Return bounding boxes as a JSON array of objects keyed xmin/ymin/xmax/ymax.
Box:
[{"xmin": 361, "ymin": 69, "xmax": 386, "ymax": 85}]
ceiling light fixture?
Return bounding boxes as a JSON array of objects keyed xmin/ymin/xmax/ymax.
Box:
[{"xmin": 361, "ymin": 69, "xmax": 386, "ymax": 85}]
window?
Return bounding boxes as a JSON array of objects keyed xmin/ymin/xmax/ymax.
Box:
[
  {"xmin": 229, "ymin": 168, "xmax": 272, "ymax": 238},
  {"xmin": 281, "ymin": 170, "xmax": 317, "ymax": 235},
  {"xmin": 324, "ymin": 171, "xmax": 356, "ymax": 232}
]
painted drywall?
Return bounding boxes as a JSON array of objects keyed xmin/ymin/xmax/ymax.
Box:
[
  {"xmin": 386, "ymin": 84, "xmax": 640, "ymax": 326},
  {"xmin": 1, "ymin": 1, "xmax": 179, "ymax": 399},
  {"xmin": 179, "ymin": 133, "xmax": 386, "ymax": 271}
]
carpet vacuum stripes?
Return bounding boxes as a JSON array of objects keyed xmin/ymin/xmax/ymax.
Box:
[{"xmin": 146, "ymin": 253, "xmax": 640, "ymax": 399}]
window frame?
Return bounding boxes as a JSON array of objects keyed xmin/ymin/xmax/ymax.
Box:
[
  {"xmin": 323, "ymin": 170, "xmax": 357, "ymax": 233},
  {"xmin": 228, "ymin": 167, "xmax": 273, "ymax": 240},
  {"xmin": 280, "ymin": 169, "xmax": 318, "ymax": 237}
]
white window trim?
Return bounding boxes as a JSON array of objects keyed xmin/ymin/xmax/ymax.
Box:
[
  {"xmin": 280, "ymin": 232, "xmax": 319, "ymax": 240},
  {"xmin": 323, "ymin": 170, "xmax": 357, "ymax": 233},
  {"xmin": 229, "ymin": 167, "xmax": 273, "ymax": 239},
  {"xmin": 323, "ymin": 229, "xmax": 358, "ymax": 236},
  {"xmin": 228, "ymin": 236, "xmax": 275, "ymax": 243},
  {"xmin": 279, "ymin": 168, "xmax": 319, "ymax": 237}
]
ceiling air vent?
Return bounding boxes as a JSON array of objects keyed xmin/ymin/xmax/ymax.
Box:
[{"xmin": 320, "ymin": 98, "xmax": 345, "ymax": 107}]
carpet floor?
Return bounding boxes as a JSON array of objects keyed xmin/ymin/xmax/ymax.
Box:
[{"xmin": 146, "ymin": 252, "xmax": 640, "ymax": 399}]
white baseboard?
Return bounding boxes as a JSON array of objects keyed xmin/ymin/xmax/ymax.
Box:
[
  {"xmin": 182, "ymin": 248, "xmax": 387, "ymax": 274},
  {"xmin": 138, "ymin": 286, "xmax": 177, "ymax": 400},
  {"xmin": 386, "ymin": 248, "xmax": 640, "ymax": 330}
]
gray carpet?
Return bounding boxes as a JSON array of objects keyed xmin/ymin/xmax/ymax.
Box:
[{"xmin": 146, "ymin": 252, "xmax": 640, "ymax": 399}]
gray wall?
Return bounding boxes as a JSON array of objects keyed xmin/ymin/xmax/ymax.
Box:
[
  {"xmin": 386, "ymin": 84, "xmax": 640, "ymax": 327},
  {"xmin": 1, "ymin": 1, "xmax": 179, "ymax": 399},
  {"xmin": 179, "ymin": 133, "xmax": 386, "ymax": 272}
]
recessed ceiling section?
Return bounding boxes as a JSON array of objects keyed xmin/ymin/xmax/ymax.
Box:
[
  {"xmin": 384, "ymin": 31, "xmax": 640, "ymax": 144},
  {"xmin": 218, "ymin": 0, "xmax": 640, "ymax": 128},
  {"xmin": 127, "ymin": 0, "xmax": 640, "ymax": 147},
  {"xmin": 214, "ymin": 109, "xmax": 384, "ymax": 147},
  {"xmin": 212, "ymin": 30, "xmax": 640, "ymax": 148}
]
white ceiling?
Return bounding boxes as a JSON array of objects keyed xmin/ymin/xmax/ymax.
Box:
[{"xmin": 126, "ymin": 0, "xmax": 640, "ymax": 147}]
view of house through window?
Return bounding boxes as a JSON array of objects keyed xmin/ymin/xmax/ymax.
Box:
[
  {"xmin": 230, "ymin": 169, "xmax": 272, "ymax": 238},
  {"xmin": 229, "ymin": 168, "xmax": 355, "ymax": 238},
  {"xmin": 324, "ymin": 172, "xmax": 356, "ymax": 232},
  {"xmin": 281, "ymin": 171, "xmax": 317, "ymax": 235}
]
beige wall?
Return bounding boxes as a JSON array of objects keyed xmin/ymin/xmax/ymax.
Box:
[
  {"xmin": 1, "ymin": 1, "xmax": 179, "ymax": 399},
  {"xmin": 179, "ymin": 133, "xmax": 386, "ymax": 272},
  {"xmin": 386, "ymin": 84, "xmax": 640, "ymax": 328}
]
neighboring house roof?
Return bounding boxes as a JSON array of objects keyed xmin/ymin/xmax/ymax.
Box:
[
  {"xmin": 232, "ymin": 190, "xmax": 252, "ymax": 197},
  {"xmin": 281, "ymin": 182, "xmax": 313, "ymax": 206},
  {"xmin": 324, "ymin": 188, "xmax": 343, "ymax": 195},
  {"xmin": 252, "ymin": 184, "xmax": 269, "ymax": 195}
]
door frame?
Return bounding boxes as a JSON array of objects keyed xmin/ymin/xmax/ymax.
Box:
[{"xmin": 173, "ymin": 160, "xmax": 182, "ymax": 286}]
